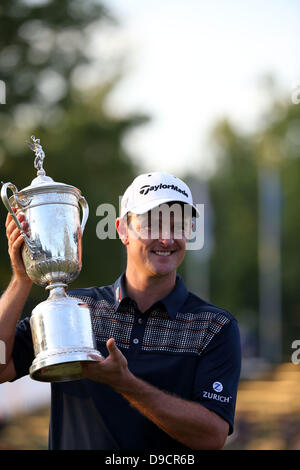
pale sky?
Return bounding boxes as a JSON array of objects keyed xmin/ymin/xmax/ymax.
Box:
[{"xmin": 98, "ymin": 0, "xmax": 300, "ymax": 178}]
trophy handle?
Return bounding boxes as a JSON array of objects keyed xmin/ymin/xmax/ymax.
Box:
[
  {"xmin": 78, "ymin": 195, "xmax": 89, "ymax": 235},
  {"xmin": 1, "ymin": 182, "xmax": 36, "ymax": 254}
]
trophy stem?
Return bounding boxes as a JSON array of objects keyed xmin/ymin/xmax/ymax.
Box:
[{"xmin": 46, "ymin": 282, "xmax": 68, "ymax": 300}]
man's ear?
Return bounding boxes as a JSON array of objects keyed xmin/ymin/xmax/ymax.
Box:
[{"xmin": 116, "ymin": 217, "xmax": 129, "ymax": 245}]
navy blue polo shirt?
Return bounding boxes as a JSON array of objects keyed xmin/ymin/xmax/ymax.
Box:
[{"xmin": 11, "ymin": 273, "xmax": 241, "ymax": 450}]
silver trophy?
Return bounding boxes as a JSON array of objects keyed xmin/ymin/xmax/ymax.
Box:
[{"xmin": 1, "ymin": 136, "xmax": 102, "ymax": 382}]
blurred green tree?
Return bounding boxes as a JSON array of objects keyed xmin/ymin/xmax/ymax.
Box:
[
  {"xmin": 0, "ymin": 0, "xmax": 149, "ymax": 315},
  {"xmin": 205, "ymin": 89, "xmax": 300, "ymax": 361},
  {"xmin": 258, "ymin": 94, "xmax": 300, "ymax": 358},
  {"xmin": 208, "ymin": 119, "xmax": 259, "ymax": 326}
]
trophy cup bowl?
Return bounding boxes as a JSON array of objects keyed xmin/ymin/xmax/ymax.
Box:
[{"xmin": 1, "ymin": 136, "xmax": 102, "ymax": 382}]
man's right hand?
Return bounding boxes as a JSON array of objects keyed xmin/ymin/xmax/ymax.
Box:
[{"xmin": 5, "ymin": 210, "xmax": 32, "ymax": 284}]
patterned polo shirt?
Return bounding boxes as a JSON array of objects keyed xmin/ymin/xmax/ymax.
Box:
[{"xmin": 12, "ymin": 273, "xmax": 241, "ymax": 450}]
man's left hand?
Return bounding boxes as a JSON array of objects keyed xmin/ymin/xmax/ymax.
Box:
[{"xmin": 82, "ymin": 338, "xmax": 134, "ymax": 392}]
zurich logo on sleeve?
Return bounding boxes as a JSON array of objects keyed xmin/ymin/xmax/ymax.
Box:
[
  {"xmin": 212, "ymin": 381, "xmax": 223, "ymax": 392},
  {"xmin": 202, "ymin": 381, "xmax": 231, "ymax": 403}
]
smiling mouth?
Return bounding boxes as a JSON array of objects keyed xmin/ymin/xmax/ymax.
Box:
[{"xmin": 152, "ymin": 251, "xmax": 174, "ymax": 257}]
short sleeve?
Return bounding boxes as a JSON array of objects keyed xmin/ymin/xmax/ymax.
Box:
[
  {"xmin": 192, "ymin": 318, "xmax": 241, "ymax": 434},
  {"xmin": 11, "ymin": 316, "xmax": 35, "ymax": 381}
]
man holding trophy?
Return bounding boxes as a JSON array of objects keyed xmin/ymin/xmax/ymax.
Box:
[{"xmin": 0, "ymin": 138, "xmax": 241, "ymax": 450}]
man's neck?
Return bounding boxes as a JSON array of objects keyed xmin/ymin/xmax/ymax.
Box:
[{"xmin": 124, "ymin": 270, "xmax": 176, "ymax": 313}]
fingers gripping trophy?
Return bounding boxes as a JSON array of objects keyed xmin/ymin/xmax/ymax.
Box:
[{"xmin": 1, "ymin": 136, "xmax": 102, "ymax": 382}]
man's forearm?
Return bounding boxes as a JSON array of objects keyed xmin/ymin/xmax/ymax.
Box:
[
  {"xmin": 0, "ymin": 276, "xmax": 32, "ymax": 368},
  {"xmin": 114, "ymin": 372, "xmax": 228, "ymax": 450},
  {"xmin": 83, "ymin": 339, "xmax": 229, "ymax": 449}
]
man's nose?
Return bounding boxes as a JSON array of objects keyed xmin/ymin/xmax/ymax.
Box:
[{"xmin": 158, "ymin": 231, "xmax": 174, "ymax": 245}]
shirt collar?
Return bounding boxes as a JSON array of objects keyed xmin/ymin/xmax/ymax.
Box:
[
  {"xmin": 113, "ymin": 272, "xmax": 128, "ymax": 307},
  {"xmin": 113, "ymin": 272, "xmax": 189, "ymax": 320}
]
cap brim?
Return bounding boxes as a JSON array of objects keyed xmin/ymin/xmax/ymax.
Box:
[{"xmin": 123, "ymin": 197, "xmax": 200, "ymax": 218}]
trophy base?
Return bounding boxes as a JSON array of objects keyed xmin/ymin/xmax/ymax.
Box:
[
  {"xmin": 29, "ymin": 285, "xmax": 102, "ymax": 383},
  {"xmin": 29, "ymin": 348, "xmax": 102, "ymax": 382}
]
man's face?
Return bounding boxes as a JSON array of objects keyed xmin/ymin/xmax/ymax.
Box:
[{"xmin": 119, "ymin": 203, "xmax": 192, "ymax": 278}]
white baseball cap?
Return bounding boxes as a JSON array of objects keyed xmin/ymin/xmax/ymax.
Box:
[{"xmin": 120, "ymin": 172, "xmax": 200, "ymax": 218}]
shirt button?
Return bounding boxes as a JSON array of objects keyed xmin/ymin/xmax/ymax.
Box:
[
  {"xmin": 133, "ymin": 338, "xmax": 139, "ymax": 344},
  {"xmin": 137, "ymin": 318, "xmax": 143, "ymax": 324}
]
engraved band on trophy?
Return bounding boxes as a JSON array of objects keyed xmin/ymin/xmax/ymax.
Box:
[{"xmin": 1, "ymin": 136, "xmax": 102, "ymax": 382}]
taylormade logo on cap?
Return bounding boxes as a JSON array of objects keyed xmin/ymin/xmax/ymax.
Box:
[
  {"xmin": 120, "ymin": 171, "xmax": 200, "ymax": 219},
  {"xmin": 139, "ymin": 183, "xmax": 189, "ymax": 197}
]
